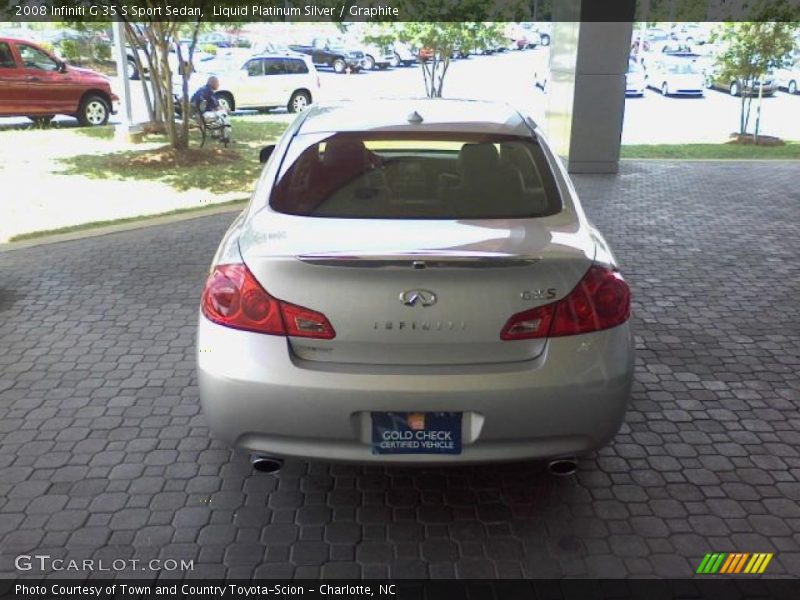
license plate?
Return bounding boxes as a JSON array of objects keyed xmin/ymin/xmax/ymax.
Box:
[{"xmin": 372, "ymin": 411, "xmax": 462, "ymax": 455}]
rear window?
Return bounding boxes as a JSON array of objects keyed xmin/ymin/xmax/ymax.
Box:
[
  {"xmin": 270, "ymin": 132, "xmax": 562, "ymax": 219},
  {"xmin": 284, "ymin": 58, "xmax": 308, "ymax": 74}
]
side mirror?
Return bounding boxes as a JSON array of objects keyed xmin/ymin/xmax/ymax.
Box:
[
  {"xmin": 58, "ymin": 60, "xmax": 67, "ymax": 73},
  {"xmin": 259, "ymin": 144, "xmax": 276, "ymax": 164}
]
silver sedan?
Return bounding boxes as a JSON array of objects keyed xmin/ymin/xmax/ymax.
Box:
[{"xmin": 197, "ymin": 99, "xmax": 634, "ymax": 467}]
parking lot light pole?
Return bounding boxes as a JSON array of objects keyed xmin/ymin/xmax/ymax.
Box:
[{"xmin": 112, "ymin": 21, "xmax": 142, "ymax": 143}]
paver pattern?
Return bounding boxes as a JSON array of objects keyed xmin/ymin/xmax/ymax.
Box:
[{"xmin": 1, "ymin": 161, "xmax": 799, "ymax": 579}]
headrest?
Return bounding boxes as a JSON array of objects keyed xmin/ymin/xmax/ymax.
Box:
[
  {"xmin": 459, "ymin": 143, "xmax": 499, "ymax": 172},
  {"xmin": 323, "ymin": 136, "xmax": 368, "ymax": 169}
]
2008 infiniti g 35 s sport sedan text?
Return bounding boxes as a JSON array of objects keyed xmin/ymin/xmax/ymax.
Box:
[{"xmin": 197, "ymin": 99, "xmax": 634, "ymax": 465}]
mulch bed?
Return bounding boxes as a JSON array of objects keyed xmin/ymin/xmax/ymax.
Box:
[{"xmin": 727, "ymin": 133, "xmax": 786, "ymax": 147}]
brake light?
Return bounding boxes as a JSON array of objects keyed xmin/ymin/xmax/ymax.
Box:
[
  {"xmin": 500, "ymin": 266, "xmax": 630, "ymax": 340},
  {"xmin": 201, "ymin": 264, "xmax": 335, "ymax": 339}
]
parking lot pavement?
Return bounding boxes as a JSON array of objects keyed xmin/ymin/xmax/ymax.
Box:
[{"xmin": 1, "ymin": 161, "xmax": 799, "ymax": 579}]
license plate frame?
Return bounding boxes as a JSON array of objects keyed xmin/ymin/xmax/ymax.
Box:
[{"xmin": 371, "ymin": 411, "xmax": 462, "ymax": 455}]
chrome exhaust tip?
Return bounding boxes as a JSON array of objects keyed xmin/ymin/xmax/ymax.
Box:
[
  {"xmin": 548, "ymin": 457, "xmax": 578, "ymax": 477},
  {"xmin": 250, "ymin": 454, "xmax": 283, "ymax": 474}
]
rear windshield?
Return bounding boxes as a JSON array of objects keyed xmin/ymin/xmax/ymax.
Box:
[{"xmin": 269, "ymin": 132, "xmax": 562, "ymax": 219}]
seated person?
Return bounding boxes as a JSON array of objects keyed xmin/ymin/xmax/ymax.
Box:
[{"xmin": 191, "ymin": 76, "xmax": 231, "ymax": 142}]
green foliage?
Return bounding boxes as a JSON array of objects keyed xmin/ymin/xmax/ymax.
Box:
[
  {"xmin": 200, "ymin": 43, "xmax": 219, "ymax": 55},
  {"xmin": 364, "ymin": 21, "xmax": 508, "ymax": 97},
  {"xmin": 711, "ymin": 2, "xmax": 799, "ymax": 135}
]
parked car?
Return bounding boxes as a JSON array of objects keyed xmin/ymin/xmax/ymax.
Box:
[
  {"xmin": 197, "ymin": 32, "xmax": 232, "ymax": 49},
  {"xmin": 775, "ymin": 60, "xmax": 799, "ymax": 95},
  {"xmin": 356, "ymin": 41, "xmax": 394, "ymax": 70},
  {"xmin": 707, "ymin": 73, "xmax": 778, "ymax": 96},
  {"xmin": 0, "ymin": 37, "xmax": 118, "ymax": 126},
  {"xmin": 197, "ymin": 98, "xmax": 634, "ymax": 467},
  {"xmin": 646, "ymin": 56, "xmax": 705, "ymax": 96},
  {"xmin": 670, "ymin": 24, "xmax": 709, "ymax": 45},
  {"xmin": 288, "ymin": 38, "xmax": 365, "ymax": 74},
  {"xmin": 390, "ymin": 42, "xmax": 417, "ymax": 67},
  {"xmin": 185, "ymin": 52, "xmax": 319, "ymax": 113},
  {"xmin": 626, "ymin": 59, "xmax": 646, "ymax": 96}
]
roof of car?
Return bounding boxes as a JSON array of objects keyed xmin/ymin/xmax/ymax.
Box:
[{"xmin": 298, "ymin": 99, "xmax": 536, "ymax": 135}]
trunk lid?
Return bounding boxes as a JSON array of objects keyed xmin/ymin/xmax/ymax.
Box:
[{"xmin": 239, "ymin": 213, "xmax": 594, "ymax": 366}]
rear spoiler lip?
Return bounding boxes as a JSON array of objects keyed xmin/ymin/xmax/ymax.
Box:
[{"xmin": 296, "ymin": 253, "xmax": 542, "ymax": 269}]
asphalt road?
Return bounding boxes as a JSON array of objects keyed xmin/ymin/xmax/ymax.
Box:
[{"xmin": 3, "ymin": 47, "xmax": 800, "ymax": 143}]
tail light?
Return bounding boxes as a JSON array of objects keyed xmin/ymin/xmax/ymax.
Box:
[
  {"xmin": 201, "ymin": 264, "xmax": 335, "ymax": 339},
  {"xmin": 501, "ymin": 265, "xmax": 630, "ymax": 340}
]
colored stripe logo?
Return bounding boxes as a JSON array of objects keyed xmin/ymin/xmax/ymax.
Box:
[{"xmin": 696, "ymin": 553, "xmax": 773, "ymax": 574}]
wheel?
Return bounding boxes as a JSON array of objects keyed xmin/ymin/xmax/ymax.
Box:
[
  {"xmin": 28, "ymin": 115, "xmax": 54, "ymax": 127},
  {"xmin": 729, "ymin": 81, "xmax": 740, "ymax": 96},
  {"xmin": 288, "ymin": 90, "xmax": 311, "ymax": 113},
  {"xmin": 540, "ymin": 34, "xmax": 551, "ymax": 46},
  {"xmin": 127, "ymin": 58, "xmax": 139, "ymax": 80},
  {"xmin": 789, "ymin": 80, "xmax": 797, "ymax": 95},
  {"xmin": 332, "ymin": 59, "xmax": 346, "ymax": 74},
  {"xmin": 215, "ymin": 92, "xmax": 234, "ymax": 112},
  {"xmin": 364, "ymin": 55, "xmax": 375, "ymax": 70},
  {"xmin": 661, "ymin": 82, "xmax": 669, "ymax": 96},
  {"xmin": 389, "ymin": 53, "xmax": 401, "ymax": 68},
  {"xmin": 78, "ymin": 95, "xmax": 109, "ymax": 126}
]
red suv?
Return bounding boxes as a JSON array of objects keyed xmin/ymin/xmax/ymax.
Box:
[{"xmin": 0, "ymin": 37, "xmax": 118, "ymax": 126}]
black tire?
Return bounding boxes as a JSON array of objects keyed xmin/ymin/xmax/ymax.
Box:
[
  {"xmin": 730, "ymin": 81, "xmax": 740, "ymax": 96},
  {"xmin": 215, "ymin": 92, "xmax": 235, "ymax": 112},
  {"xmin": 390, "ymin": 53, "xmax": 401, "ymax": 68},
  {"xmin": 77, "ymin": 95, "xmax": 110, "ymax": 127},
  {"xmin": 29, "ymin": 115, "xmax": 54, "ymax": 127},
  {"xmin": 789, "ymin": 80, "xmax": 797, "ymax": 95},
  {"xmin": 127, "ymin": 58, "xmax": 139, "ymax": 80},
  {"xmin": 332, "ymin": 58, "xmax": 346, "ymax": 74},
  {"xmin": 661, "ymin": 82, "xmax": 669, "ymax": 96},
  {"xmin": 540, "ymin": 34, "xmax": 551, "ymax": 46},
  {"xmin": 288, "ymin": 90, "xmax": 311, "ymax": 113},
  {"xmin": 364, "ymin": 55, "xmax": 376, "ymax": 70}
]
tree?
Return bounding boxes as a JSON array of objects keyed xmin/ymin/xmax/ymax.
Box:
[
  {"xmin": 713, "ymin": 20, "xmax": 798, "ymax": 139},
  {"xmin": 365, "ymin": 22, "xmax": 506, "ymax": 98}
]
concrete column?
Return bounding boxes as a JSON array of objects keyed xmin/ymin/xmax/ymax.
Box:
[
  {"xmin": 545, "ymin": 3, "xmax": 635, "ymax": 174},
  {"xmin": 112, "ymin": 22, "xmax": 143, "ymax": 142}
]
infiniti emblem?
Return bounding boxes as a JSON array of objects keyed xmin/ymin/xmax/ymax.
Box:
[{"xmin": 399, "ymin": 289, "xmax": 437, "ymax": 307}]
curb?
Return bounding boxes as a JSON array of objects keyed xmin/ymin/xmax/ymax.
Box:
[{"xmin": 0, "ymin": 202, "xmax": 246, "ymax": 253}]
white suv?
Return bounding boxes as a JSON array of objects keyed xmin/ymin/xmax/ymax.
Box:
[{"xmin": 197, "ymin": 52, "xmax": 320, "ymax": 113}]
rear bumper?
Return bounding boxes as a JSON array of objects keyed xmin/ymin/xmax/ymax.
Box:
[{"xmin": 197, "ymin": 317, "xmax": 634, "ymax": 464}]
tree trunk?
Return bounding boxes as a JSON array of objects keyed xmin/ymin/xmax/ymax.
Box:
[{"xmin": 754, "ymin": 81, "xmax": 763, "ymax": 143}]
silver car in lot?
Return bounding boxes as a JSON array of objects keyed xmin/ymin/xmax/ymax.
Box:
[{"xmin": 197, "ymin": 99, "xmax": 634, "ymax": 465}]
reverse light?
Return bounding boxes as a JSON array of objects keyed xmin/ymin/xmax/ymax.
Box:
[
  {"xmin": 201, "ymin": 264, "xmax": 335, "ymax": 339},
  {"xmin": 501, "ymin": 265, "xmax": 630, "ymax": 340}
]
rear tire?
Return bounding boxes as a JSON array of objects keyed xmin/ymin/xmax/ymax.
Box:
[
  {"xmin": 661, "ymin": 82, "xmax": 669, "ymax": 96},
  {"xmin": 729, "ymin": 81, "xmax": 740, "ymax": 96},
  {"xmin": 789, "ymin": 80, "xmax": 797, "ymax": 95},
  {"xmin": 364, "ymin": 55, "xmax": 376, "ymax": 70},
  {"xmin": 540, "ymin": 34, "xmax": 551, "ymax": 46},
  {"xmin": 78, "ymin": 95, "xmax": 110, "ymax": 126},
  {"xmin": 332, "ymin": 59, "xmax": 346, "ymax": 74},
  {"xmin": 288, "ymin": 90, "xmax": 311, "ymax": 113},
  {"xmin": 390, "ymin": 53, "xmax": 401, "ymax": 68}
]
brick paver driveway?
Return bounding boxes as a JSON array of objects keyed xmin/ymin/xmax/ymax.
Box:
[{"xmin": 1, "ymin": 161, "xmax": 799, "ymax": 579}]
